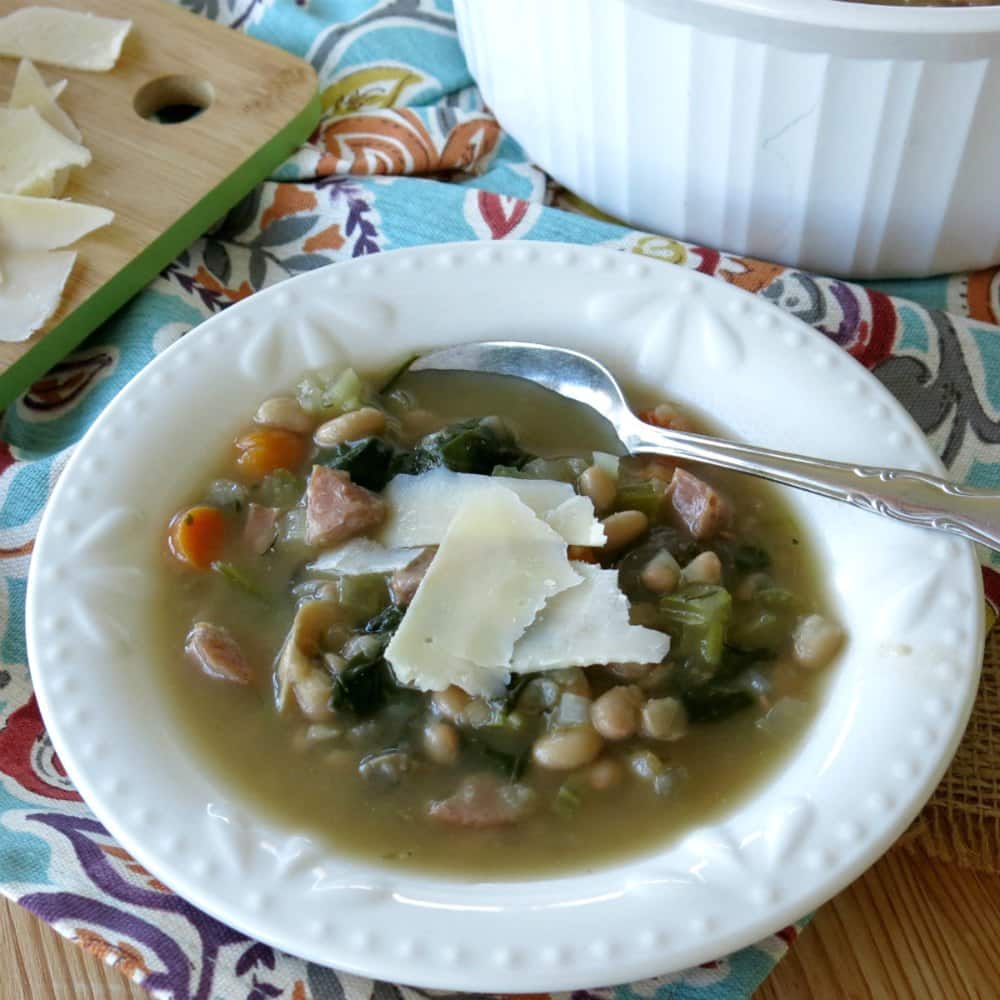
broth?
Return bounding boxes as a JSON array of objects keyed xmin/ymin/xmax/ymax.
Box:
[{"xmin": 152, "ymin": 370, "xmax": 840, "ymax": 877}]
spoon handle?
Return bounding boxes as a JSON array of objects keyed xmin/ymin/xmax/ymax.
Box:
[{"xmin": 625, "ymin": 421, "xmax": 1000, "ymax": 552}]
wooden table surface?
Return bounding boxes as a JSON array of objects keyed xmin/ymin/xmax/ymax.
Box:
[{"xmin": 2, "ymin": 842, "xmax": 998, "ymax": 999}]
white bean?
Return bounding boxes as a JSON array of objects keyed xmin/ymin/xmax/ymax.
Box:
[
  {"xmin": 681, "ymin": 550, "xmax": 722, "ymax": 585},
  {"xmin": 254, "ymin": 395, "xmax": 314, "ymax": 433},
  {"xmin": 532, "ymin": 726, "xmax": 603, "ymax": 770},
  {"xmin": 423, "ymin": 722, "xmax": 460, "ymax": 765},
  {"xmin": 606, "ymin": 661, "xmax": 652, "ymax": 681},
  {"xmin": 640, "ymin": 697, "xmax": 687, "ymax": 741},
  {"xmin": 793, "ymin": 614, "xmax": 844, "ymax": 669},
  {"xmin": 641, "ymin": 550, "xmax": 680, "ymax": 593},
  {"xmin": 462, "ymin": 698, "xmax": 493, "ymax": 728},
  {"xmin": 587, "ymin": 757, "xmax": 624, "ymax": 791},
  {"xmin": 601, "ymin": 510, "xmax": 649, "ymax": 552},
  {"xmin": 294, "ymin": 671, "xmax": 334, "ymax": 722},
  {"xmin": 650, "ymin": 403, "xmax": 694, "ymax": 433},
  {"xmin": 590, "ymin": 686, "xmax": 643, "ymax": 740},
  {"xmin": 432, "ymin": 686, "xmax": 470, "ymax": 722},
  {"xmin": 314, "ymin": 406, "xmax": 386, "ymax": 447},
  {"xmin": 578, "ymin": 464, "xmax": 617, "ymax": 515}
]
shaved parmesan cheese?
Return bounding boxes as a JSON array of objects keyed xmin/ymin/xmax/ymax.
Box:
[
  {"xmin": 0, "ymin": 195, "xmax": 113, "ymax": 252},
  {"xmin": 544, "ymin": 495, "xmax": 606, "ymax": 547},
  {"xmin": 0, "ymin": 249, "xmax": 75, "ymax": 342},
  {"xmin": 386, "ymin": 489, "xmax": 582, "ymax": 693},
  {"xmin": 512, "ymin": 563, "xmax": 670, "ymax": 671},
  {"xmin": 49, "ymin": 78, "xmax": 67, "ymax": 100},
  {"xmin": 379, "ymin": 469, "xmax": 604, "ymax": 547},
  {"xmin": 308, "ymin": 539, "xmax": 423, "ymax": 576},
  {"xmin": 9, "ymin": 59, "xmax": 81, "ymax": 143},
  {"xmin": 0, "ymin": 107, "xmax": 90, "ymax": 195},
  {"xmin": 0, "ymin": 8, "xmax": 131, "ymax": 71}
]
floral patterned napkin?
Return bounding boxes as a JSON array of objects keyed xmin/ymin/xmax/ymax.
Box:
[{"xmin": 1, "ymin": 2, "xmax": 997, "ymax": 998}]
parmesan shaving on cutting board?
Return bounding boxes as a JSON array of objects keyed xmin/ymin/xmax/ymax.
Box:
[
  {"xmin": 385, "ymin": 489, "xmax": 583, "ymax": 694},
  {"xmin": 379, "ymin": 468, "xmax": 605, "ymax": 548},
  {"xmin": 0, "ymin": 36, "xmax": 122, "ymax": 343},
  {"xmin": 512, "ymin": 562, "xmax": 670, "ymax": 671},
  {"xmin": 0, "ymin": 106, "xmax": 89, "ymax": 195},
  {"xmin": 0, "ymin": 7, "xmax": 131, "ymax": 71},
  {"xmin": 0, "ymin": 250, "xmax": 75, "ymax": 342},
  {"xmin": 0, "ymin": 194, "xmax": 113, "ymax": 252},
  {"xmin": 9, "ymin": 57, "xmax": 81, "ymax": 142}
]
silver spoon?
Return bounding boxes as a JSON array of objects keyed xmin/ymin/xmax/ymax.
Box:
[{"xmin": 409, "ymin": 340, "xmax": 1000, "ymax": 552}]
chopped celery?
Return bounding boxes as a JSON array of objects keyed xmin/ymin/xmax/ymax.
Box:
[
  {"xmin": 553, "ymin": 782, "xmax": 582, "ymax": 819},
  {"xmin": 252, "ymin": 469, "xmax": 306, "ymax": 509},
  {"xmin": 211, "ymin": 561, "xmax": 269, "ymax": 600},
  {"xmin": 297, "ymin": 366, "xmax": 365, "ymax": 417},
  {"xmin": 205, "ymin": 479, "xmax": 247, "ymax": 512},
  {"xmin": 659, "ymin": 583, "xmax": 732, "ymax": 667},
  {"xmin": 338, "ymin": 574, "xmax": 389, "ymax": 622},
  {"xmin": 728, "ymin": 610, "xmax": 787, "ymax": 649},
  {"xmin": 277, "ymin": 507, "xmax": 307, "ymax": 544},
  {"xmin": 322, "ymin": 368, "xmax": 365, "ymax": 413},
  {"xmin": 729, "ymin": 586, "xmax": 799, "ymax": 648},
  {"xmin": 753, "ymin": 587, "xmax": 800, "ymax": 610},
  {"xmin": 659, "ymin": 583, "xmax": 730, "ymax": 626},
  {"xmin": 494, "ymin": 456, "xmax": 588, "ymax": 483},
  {"xmin": 614, "ymin": 478, "xmax": 666, "ymax": 519},
  {"xmin": 702, "ymin": 620, "xmax": 726, "ymax": 665}
]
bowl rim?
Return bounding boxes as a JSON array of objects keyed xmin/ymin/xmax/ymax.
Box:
[
  {"xmin": 626, "ymin": 0, "xmax": 1000, "ymax": 34},
  {"xmin": 25, "ymin": 241, "xmax": 986, "ymax": 991}
]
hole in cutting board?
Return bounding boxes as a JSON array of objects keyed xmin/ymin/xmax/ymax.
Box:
[{"xmin": 134, "ymin": 75, "xmax": 215, "ymax": 125}]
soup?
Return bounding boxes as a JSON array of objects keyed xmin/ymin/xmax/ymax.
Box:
[{"xmin": 155, "ymin": 364, "xmax": 843, "ymax": 877}]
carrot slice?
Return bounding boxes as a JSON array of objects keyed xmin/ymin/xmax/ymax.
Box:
[
  {"xmin": 169, "ymin": 505, "xmax": 228, "ymax": 569},
  {"xmin": 234, "ymin": 428, "xmax": 308, "ymax": 480}
]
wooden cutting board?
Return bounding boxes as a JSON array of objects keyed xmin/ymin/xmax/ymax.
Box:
[{"xmin": 0, "ymin": 0, "xmax": 321, "ymax": 409}]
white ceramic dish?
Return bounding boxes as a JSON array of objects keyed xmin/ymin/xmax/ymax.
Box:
[
  {"xmin": 456, "ymin": 0, "xmax": 1000, "ymax": 278},
  {"xmin": 27, "ymin": 243, "xmax": 984, "ymax": 991}
]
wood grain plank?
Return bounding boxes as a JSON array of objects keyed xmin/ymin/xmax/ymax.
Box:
[
  {"xmin": 0, "ymin": 895, "xmax": 146, "ymax": 999},
  {"xmin": 758, "ymin": 848, "xmax": 1000, "ymax": 999}
]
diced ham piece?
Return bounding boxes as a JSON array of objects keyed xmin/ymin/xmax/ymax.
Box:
[
  {"xmin": 670, "ymin": 468, "xmax": 730, "ymax": 539},
  {"xmin": 427, "ymin": 774, "xmax": 535, "ymax": 829},
  {"xmin": 389, "ymin": 546, "xmax": 437, "ymax": 606},
  {"xmin": 304, "ymin": 465, "xmax": 385, "ymax": 547},
  {"xmin": 243, "ymin": 503, "xmax": 278, "ymax": 555},
  {"xmin": 185, "ymin": 622, "xmax": 252, "ymax": 684}
]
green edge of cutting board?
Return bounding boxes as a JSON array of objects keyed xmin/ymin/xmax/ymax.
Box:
[{"xmin": 0, "ymin": 87, "xmax": 324, "ymax": 413}]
